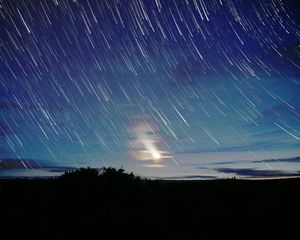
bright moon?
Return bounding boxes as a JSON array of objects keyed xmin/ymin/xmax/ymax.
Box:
[
  {"xmin": 132, "ymin": 123, "xmax": 164, "ymax": 161},
  {"xmin": 152, "ymin": 150, "xmax": 161, "ymax": 160}
]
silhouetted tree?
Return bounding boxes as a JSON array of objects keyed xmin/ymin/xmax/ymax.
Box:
[
  {"xmin": 59, "ymin": 167, "xmax": 100, "ymax": 181},
  {"xmin": 99, "ymin": 167, "xmax": 141, "ymax": 184},
  {"xmin": 58, "ymin": 167, "xmax": 141, "ymax": 184}
]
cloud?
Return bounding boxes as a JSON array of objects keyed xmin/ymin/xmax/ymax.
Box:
[
  {"xmin": 215, "ymin": 168, "xmax": 300, "ymax": 178},
  {"xmin": 0, "ymin": 169, "xmax": 66, "ymax": 179},
  {"xmin": 0, "ymin": 158, "xmax": 41, "ymax": 169},
  {"xmin": 161, "ymin": 175, "xmax": 217, "ymax": 180},
  {"xmin": 41, "ymin": 166, "xmax": 77, "ymax": 173},
  {"xmin": 0, "ymin": 158, "xmax": 73, "ymax": 172},
  {"xmin": 138, "ymin": 163, "xmax": 166, "ymax": 168},
  {"xmin": 211, "ymin": 156, "xmax": 300, "ymax": 166},
  {"xmin": 210, "ymin": 161, "xmax": 240, "ymax": 165},
  {"xmin": 254, "ymin": 156, "xmax": 300, "ymax": 163},
  {"xmin": 0, "ymin": 158, "xmax": 78, "ymax": 178}
]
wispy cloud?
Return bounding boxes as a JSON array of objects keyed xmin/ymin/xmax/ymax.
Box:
[
  {"xmin": 160, "ymin": 175, "xmax": 217, "ymax": 180},
  {"xmin": 0, "ymin": 158, "xmax": 75, "ymax": 173},
  {"xmin": 253, "ymin": 156, "xmax": 300, "ymax": 163},
  {"xmin": 0, "ymin": 158, "xmax": 42, "ymax": 169},
  {"xmin": 215, "ymin": 168, "xmax": 300, "ymax": 178}
]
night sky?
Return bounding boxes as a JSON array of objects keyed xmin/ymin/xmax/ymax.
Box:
[{"xmin": 0, "ymin": 0, "xmax": 300, "ymax": 179}]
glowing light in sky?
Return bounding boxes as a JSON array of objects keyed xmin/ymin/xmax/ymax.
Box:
[
  {"xmin": 152, "ymin": 150, "xmax": 161, "ymax": 160},
  {"xmin": 131, "ymin": 122, "xmax": 168, "ymax": 164}
]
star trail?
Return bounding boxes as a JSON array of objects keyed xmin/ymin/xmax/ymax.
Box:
[{"xmin": 0, "ymin": 0, "xmax": 300, "ymax": 178}]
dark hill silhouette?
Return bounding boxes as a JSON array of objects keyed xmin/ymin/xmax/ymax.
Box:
[{"xmin": 0, "ymin": 167, "xmax": 299, "ymax": 239}]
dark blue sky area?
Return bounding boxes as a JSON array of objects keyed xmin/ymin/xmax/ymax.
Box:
[{"xmin": 0, "ymin": 0, "xmax": 300, "ymax": 178}]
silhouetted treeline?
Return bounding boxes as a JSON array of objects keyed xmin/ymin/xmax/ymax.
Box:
[
  {"xmin": 0, "ymin": 167, "xmax": 299, "ymax": 239},
  {"xmin": 59, "ymin": 167, "xmax": 141, "ymax": 183}
]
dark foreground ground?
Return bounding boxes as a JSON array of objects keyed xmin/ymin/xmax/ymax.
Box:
[{"xmin": 1, "ymin": 170, "xmax": 299, "ymax": 239}]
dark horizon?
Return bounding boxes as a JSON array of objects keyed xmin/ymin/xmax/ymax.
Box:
[{"xmin": 1, "ymin": 168, "xmax": 300, "ymax": 238}]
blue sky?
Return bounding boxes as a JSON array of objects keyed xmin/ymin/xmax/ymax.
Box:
[{"xmin": 0, "ymin": 0, "xmax": 300, "ymax": 178}]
